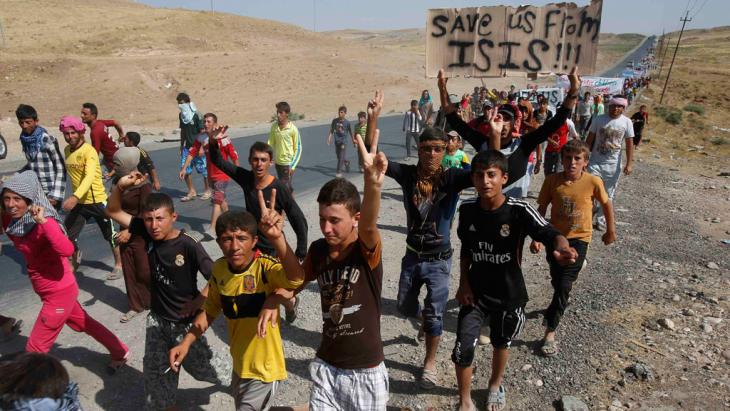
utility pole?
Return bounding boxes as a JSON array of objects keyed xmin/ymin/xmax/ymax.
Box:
[
  {"xmin": 313, "ymin": 0, "xmax": 317, "ymax": 32},
  {"xmin": 660, "ymin": 11, "xmax": 691, "ymax": 105}
]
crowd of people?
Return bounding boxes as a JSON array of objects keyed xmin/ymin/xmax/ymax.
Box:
[{"xmin": 0, "ymin": 63, "xmax": 652, "ymax": 411}]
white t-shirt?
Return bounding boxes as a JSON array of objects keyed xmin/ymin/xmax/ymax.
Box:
[{"xmin": 588, "ymin": 114, "xmax": 634, "ymax": 166}]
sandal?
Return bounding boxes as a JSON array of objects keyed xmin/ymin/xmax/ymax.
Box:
[
  {"xmin": 541, "ymin": 339, "xmax": 559, "ymax": 357},
  {"xmin": 486, "ymin": 385, "xmax": 506, "ymax": 411},
  {"xmin": 419, "ymin": 367, "xmax": 439, "ymax": 390},
  {"xmin": 107, "ymin": 267, "xmax": 123, "ymax": 281},
  {"xmin": 108, "ymin": 350, "xmax": 130, "ymax": 375},
  {"xmin": 1, "ymin": 318, "xmax": 22, "ymax": 342},
  {"xmin": 199, "ymin": 191, "xmax": 212, "ymax": 200},
  {"xmin": 180, "ymin": 194, "xmax": 196, "ymax": 202},
  {"xmin": 285, "ymin": 296, "xmax": 299, "ymax": 324},
  {"xmin": 119, "ymin": 310, "xmax": 141, "ymax": 323}
]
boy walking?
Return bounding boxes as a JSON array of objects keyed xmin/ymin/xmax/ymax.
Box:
[
  {"xmin": 402, "ymin": 100, "xmax": 422, "ymax": 160},
  {"xmin": 106, "ymin": 175, "xmax": 231, "ymax": 410},
  {"xmin": 354, "ymin": 111, "xmax": 368, "ymax": 172},
  {"xmin": 327, "ymin": 106, "xmax": 354, "ymax": 177},
  {"xmin": 270, "ymin": 91, "xmax": 389, "ymax": 409},
  {"xmin": 586, "ymin": 96, "xmax": 634, "ymax": 230},
  {"xmin": 176, "ymin": 93, "xmax": 211, "ymax": 201},
  {"xmin": 179, "ymin": 113, "xmax": 239, "ymax": 232},
  {"xmin": 59, "ymin": 116, "xmax": 123, "ymax": 280},
  {"xmin": 530, "ymin": 139, "xmax": 616, "ymax": 357},
  {"xmin": 168, "ymin": 208, "xmax": 304, "ymax": 410},
  {"xmin": 15, "ymin": 104, "xmax": 66, "ymax": 209},
  {"xmin": 268, "ymin": 101, "xmax": 302, "ymax": 193},
  {"xmin": 453, "ymin": 150, "xmax": 576, "ymax": 411}
]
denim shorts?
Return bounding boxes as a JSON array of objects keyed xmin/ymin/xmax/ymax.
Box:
[{"xmin": 396, "ymin": 250, "xmax": 452, "ymax": 336}]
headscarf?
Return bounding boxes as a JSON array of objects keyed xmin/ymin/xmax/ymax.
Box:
[
  {"xmin": 415, "ymin": 160, "xmax": 443, "ymax": 200},
  {"xmin": 113, "ymin": 147, "xmax": 141, "ymax": 177},
  {"xmin": 179, "ymin": 102, "xmax": 198, "ymax": 125},
  {"xmin": 1, "ymin": 171, "xmax": 64, "ymax": 237},
  {"xmin": 58, "ymin": 116, "xmax": 85, "ymax": 134},
  {"xmin": 419, "ymin": 91, "xmax": 432, "ymax": 107},
  {"xmin": 609, "ymin": 97, "xmax": 628, "ymax": 107},
  {"xmin": 19, "ymin": 125, "xmax": 47, "ymax": 161}
]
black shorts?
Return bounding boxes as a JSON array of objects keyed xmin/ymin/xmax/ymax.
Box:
[
  {"xmin": 64, "ymin": 203, "xmax": 116, "ymax": 248},
  {"xmin": 452, "ymin": 303, "xmax": 526, "ymax": 367}
]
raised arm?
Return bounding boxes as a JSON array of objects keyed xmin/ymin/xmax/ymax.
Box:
[
  {"xmin": 357, "ymin": 90, "xmax": 386, "ymax": 250},
  {"xmin": 208, "ymin": 126, "xmax": 249, "ymax": 181},
  {"xmin": 258, "ymin": 189, "xmax": 304, "ymax": 283},
  {"xmin": 106, "ymin": 171, "xmax": 146, "ymax": 227}
]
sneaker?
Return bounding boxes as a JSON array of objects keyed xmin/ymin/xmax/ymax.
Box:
[
  {"xmin": 199, "ymin": 191, "xmax": 212, "ymax": 200},
  {"xmin": 419, "ymin": 367, "xmax": 439, "ymax": 390}
]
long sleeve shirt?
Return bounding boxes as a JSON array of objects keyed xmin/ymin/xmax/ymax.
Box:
[
  {"xmin": 2, "ymin": 216, "xmax": 76, "ymax": 296},
  {"xmin": 447, "ymin": 105, "xmax": 570, "ymax": 191},
  {"xmin": 385, "ymin": 162, "xmax": 472, "ymax": 254},
  {"xmin": 209, "ymin": 141, "xmax": 309, "ymax": 258}
]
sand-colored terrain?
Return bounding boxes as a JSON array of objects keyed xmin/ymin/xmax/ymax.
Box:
[{"xmin": 1, "ymin": 0, "xmax": 640, "ymax": 159}]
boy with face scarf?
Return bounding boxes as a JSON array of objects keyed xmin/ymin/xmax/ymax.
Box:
[{"xmin": 385, "ymin": 126, "xmax": 474, "ymax": 390}]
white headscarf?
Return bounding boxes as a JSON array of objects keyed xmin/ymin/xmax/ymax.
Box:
[{"xmin": 2, "ymin": 171, "xmax": 65, "ymax": 237}]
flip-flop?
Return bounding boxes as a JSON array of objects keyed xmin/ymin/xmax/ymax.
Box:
[
  {"xmin": 541, "ymin": 339, "xmax": 559, "ymax": 357},
  {"xmin": 199, "ymin": 192, "xmax": 212, "ymax": 200},
  {"xmin": 419, "ymin": 367, "xmax": 439, "ymax": 390},
  {"xmin": 107, "ymin": 267, "xmax": 123, "ymax": 281},
  {"xmin": 180, "ymin": 195, "xmax": 195, "ymax": 202},
  {"xmin": 486, "ymin": 385, "xmax": 506, "ymax": 411},
  {"xmin": 119, "ymin": 310, "xmax": 141, "ymax": 323}
]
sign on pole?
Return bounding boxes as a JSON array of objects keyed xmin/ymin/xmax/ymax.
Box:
[{"xmin": 425, "ymin": 0, "xmax": 603, "ymax": 78}]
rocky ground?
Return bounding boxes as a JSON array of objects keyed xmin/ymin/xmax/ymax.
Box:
[{"xmin": 2, "ymin": 139, "xmax": 727, "ymax": 410}]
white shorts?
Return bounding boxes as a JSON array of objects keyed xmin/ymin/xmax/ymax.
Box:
[{"xmin": 309, "ymin": 358, "xmax": 389, "ymax": 411}]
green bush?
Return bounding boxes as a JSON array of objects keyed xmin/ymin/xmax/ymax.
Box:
[
  {"xmin": 655, "ymin": 106, "xmax": 683, "ymax": 125},
  {"xmin": 683, "ymin": 104, "xmax": 705, "ymax": 115},
  {"xmin": 710, "ymin": 136, "xmax": 727, "ymax": 145}
]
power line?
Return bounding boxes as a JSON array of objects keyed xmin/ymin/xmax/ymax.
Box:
[
  {"xmin": 660, "ymin": 10, "xmax": 692, "ymax": 105},
  {"xmin": 690, "ymin": 0, "xmax": 709, "ymax": 18}
]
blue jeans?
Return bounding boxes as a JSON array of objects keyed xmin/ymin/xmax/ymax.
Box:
[{"xmin": 396, "ymin": 251, "xmax": 452, "ymax": 337}]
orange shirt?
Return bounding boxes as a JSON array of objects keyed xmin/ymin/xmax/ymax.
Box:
[{"xmin": 537, "ymin": 172, "xmax": 609, "ymax": 243}]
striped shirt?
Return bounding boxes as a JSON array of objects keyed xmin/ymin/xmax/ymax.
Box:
[{"xmin": 402, "ymin": 110, "xmax": 422, "ymax": 133}]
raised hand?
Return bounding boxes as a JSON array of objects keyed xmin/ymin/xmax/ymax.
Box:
[
  {"xmin": 211, "ymin": 125, "xmax": 229, "ymax": 142},
  {"xmin": 355, "ymin": 128, "xmax": 386, "ymax": 185},
  {"xmin": 258, "ymin": 189, "xmax": 284, "ymax": 240},
  {"xmin": 117, "ymin": 171, "xmax": 147, "ymax": 190},
  {"xmin": 567, "ymin": 66, "xmax": 581, "ymax": 92},
  {"xmin": 367, "ymin": 90, "xmax": 384, "ymax": 119},
  {"xmin": 30, "ymin": 205, "xmax": 46, "ymax": 224},
  {"xmin": 437, "ymin": 68, "xmax": 449, "ymax": 90}
]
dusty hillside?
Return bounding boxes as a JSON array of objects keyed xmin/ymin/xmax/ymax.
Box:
[
  {"xmin": 627, "ymin": 26, "xmax": 730, "ymax": 241},
  {"xmin": 1, "ymin": 0, "xmax": 640, "ymax": 154}
]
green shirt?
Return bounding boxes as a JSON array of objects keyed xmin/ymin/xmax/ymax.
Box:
[{"xmin": 442, "ymin": 149, "xmax": 470, "ymax": 169}]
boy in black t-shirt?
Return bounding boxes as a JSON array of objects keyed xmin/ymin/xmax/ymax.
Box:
[
  {"xmin": 106, "ymin": 181, "xmax": 230, "ymax": 410},
  {"xmin": 452, "ymin": 150, "xmax": 576, "ymax": 411}
]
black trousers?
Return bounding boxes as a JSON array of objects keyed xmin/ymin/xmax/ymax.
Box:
[{"xmin": 544, "ymin": 239, "xmax": 589, "ymax": 331}]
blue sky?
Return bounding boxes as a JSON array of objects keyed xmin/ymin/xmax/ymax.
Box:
[{"xmin": 137, "ymin": 0, "xmax": 723, "ymax": 35}]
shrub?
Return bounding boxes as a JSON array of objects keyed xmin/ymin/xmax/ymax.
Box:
[
  {"xmin": 710, "ymin": 136, "xmax": 727, "ymax": 145},
  {"xmin": 655, "ymin": 106, "xmax": 682, "ymax": 125},
  {"xmin": 683, "ymin": 104, "xmax": 705, "ymax": 115}
]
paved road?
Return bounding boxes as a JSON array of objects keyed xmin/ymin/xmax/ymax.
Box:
[
  {"xmin": 600, "ymin": 35, "xmax": 656, "ymax": 78},
  {"xmin": 0, "ymin": 115, "xmax": 417, "ymax": 303}
]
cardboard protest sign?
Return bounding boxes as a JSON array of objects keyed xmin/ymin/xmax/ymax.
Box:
[
  {"xmin": 426, "ymin": 0, "xmax": 602, "ymax": 78},
  {"xmin": 519, "ymin": 87, "xmax": 565, "ymax": 107},
  {"xmin": 556, "ymin": 75, "xmax": 624, "ymax": 94}
]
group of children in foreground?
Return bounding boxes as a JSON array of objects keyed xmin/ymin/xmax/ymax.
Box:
[{"xmin": 1, "ymin": 70, "xmax": 619, "ymax": 410}]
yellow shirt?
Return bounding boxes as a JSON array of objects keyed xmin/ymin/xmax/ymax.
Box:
[
  {"xmin": 537, "ymin": 172, "xmax": 609, "ymax": 243},
  {"xmin": 268, "ymin": 122, "xmax": 302, "ymax": 169},
  {"xmin": 64, "ymin": 143, "xmax": 108, "ymax": 204},
  {"xmin": 204, "ymin": 253, "xmax": 303, "ymax": 381}
]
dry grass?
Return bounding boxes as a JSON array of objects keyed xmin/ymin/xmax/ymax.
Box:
[{"xmin": 636, "ymin": 26, "xmax": 730, "ymax": 174}]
